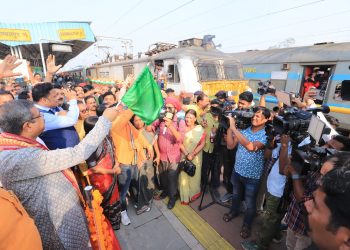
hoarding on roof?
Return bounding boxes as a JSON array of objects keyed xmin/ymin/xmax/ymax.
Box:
[
  {"xmin": 58, "ymin": 28, "xmax": 86, "ymax": 41},
  {"xmin": 0, "ymin": 28, "xmax": 31, "ymax": 42},
  {"xmin": 0, "ymin": 22, "xmax": 95, "ymax": 46}
]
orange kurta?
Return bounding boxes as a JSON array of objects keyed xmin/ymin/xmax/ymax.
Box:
[
  {"xmin": 0, "ymin": 188, "xmax": 42, "ymax": 250},
  {"xmin": 110, "ymin": 109, "xmax": 152, "ymax": 167}
]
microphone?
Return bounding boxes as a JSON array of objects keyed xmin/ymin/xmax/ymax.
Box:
[
  {"xmin": 163, "ymin": 112, "xmax": 174, "ymax": 135},
  {"xmin": 306, "ymin": 105, "xmax": 330, "ymax": 114}
]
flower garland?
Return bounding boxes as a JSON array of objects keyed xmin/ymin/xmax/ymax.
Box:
[{"xmin": 85, "ymin": 189, "xmax": 114, "ymax": 250}]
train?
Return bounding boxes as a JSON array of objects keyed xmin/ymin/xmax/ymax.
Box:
[
  {"xmin": 64, "ymin": 39, "xmax": 350, "ymax": 128},
  {"xmin": 85, "ymin": 38, "xmax": 249, "ymax": 102},
  {"xmin": 230, "ymin": 42, "xmax": 350, "ymax": 128}
]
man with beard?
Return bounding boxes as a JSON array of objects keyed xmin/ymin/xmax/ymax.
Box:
[
  {"xmin": 85, "ymin": 95, "xmax": 97, "ymax": 116},
  {"xmin": 153, "ymin": 97, "xmax": 186, "ymax": 209}
]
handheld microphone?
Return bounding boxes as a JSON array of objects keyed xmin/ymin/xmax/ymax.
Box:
[
  {"xmin": 306, "ymin": 105, "xmax": 330, "ymax": 114},
  {"xmin": 163, "ymin": 112, "xmax": 174, "ymax": 135}
]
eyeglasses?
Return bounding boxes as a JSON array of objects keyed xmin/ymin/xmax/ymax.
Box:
[
  {"xmin": 30, "ymin": 113, "xmax": 42, "ymax": 121},
  {"xmin": 23, "ymin": 113, "xmax": 42, "ymax": 126},
  {"xmin": 80, "ymin": 109, "xmax": 88, "ymax": 113},
  {"xmin": 165, "ymin": 106, "xmax": 174, "ymax": 110}
]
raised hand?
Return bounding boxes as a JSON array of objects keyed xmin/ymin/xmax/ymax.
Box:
[
  {"xmin": 46, "ymin": 54, "xmax": 62, "ymax": 75},
  {"xmin": 0, "ymin": 55, "xmax": 22, "ymax": 79}
]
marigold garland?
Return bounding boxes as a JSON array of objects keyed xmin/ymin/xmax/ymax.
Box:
[{"xmin": 85, "ymin": 189, "xmax": 114, "ymax": 250}]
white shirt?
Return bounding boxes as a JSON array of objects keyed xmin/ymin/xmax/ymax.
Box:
[
  {"xmin": 35, "ymin": 100, "xmax": 79, "ymax": 131},
  {"xmin": 267, "ymin": 142, "xmax": 292, "ymax": 198}
]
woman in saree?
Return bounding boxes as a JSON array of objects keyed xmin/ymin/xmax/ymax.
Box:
[
  {"xmin": 179, "ymin": 109, "xmax": 206, "ymax": 205},
  {"xmin": 84, "ymin": 116, "xmax": 122, "ymax": 230}
]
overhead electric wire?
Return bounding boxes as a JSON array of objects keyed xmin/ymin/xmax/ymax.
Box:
[
  {"xmin": 123, "ymin": 0, "xmax": 196, "ymax": 37},
  {"xmin": 173, "ymin": 0, "xmax": 325, "ymax": 40},
  {"xmin": 161, "ymin": 0, "xmax": 236, "ymax": 30},
  {"xmin": 225, "ymin": 26, "xmax": 350, "ymax": 49},
  {"xmin": 103, "ymin": 0, "xmax": 145, "ymax": 33},
  {"xmin": 220, "ymin": 8, "xmax": 350, "ymax": 44}
]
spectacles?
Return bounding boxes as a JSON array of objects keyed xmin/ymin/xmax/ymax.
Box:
[
  {"xmin": 80, "ymin": 109, "xmax": 88, "ymax": 113},
  {"xmin": 23, "ymin": 113, "xmax": 42, "ymax": 126},
  {"xmin": 165, "ymin": 106, "xmax": 174, "ymax": 110}
]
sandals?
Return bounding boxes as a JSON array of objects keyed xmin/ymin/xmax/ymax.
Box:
[
  {"xmin": 240, "ymin": 224, "xmax": 251, "ymax": 239},
  {"xmin": 223, "ymin": 212, "xmax": 237, "ymax": 222}
]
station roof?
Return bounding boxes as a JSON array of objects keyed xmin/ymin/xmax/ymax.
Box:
[{"xmin": 0, "ymin": 21, "xmax": 96, "ymax": 67}]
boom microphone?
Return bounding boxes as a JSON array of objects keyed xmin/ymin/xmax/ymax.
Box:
[{"xmin": 306, "ymin": 105, "xmax": 330, "ymax": 114}]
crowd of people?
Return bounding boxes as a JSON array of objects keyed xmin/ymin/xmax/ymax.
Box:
[{"xmin": 0, "ymin": 54, "xmax": 350, "ymax": 250}]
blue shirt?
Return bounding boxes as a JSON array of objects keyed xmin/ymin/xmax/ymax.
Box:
[
  {"xmin": 35, "ymin": 100, "xmax": 79, "ymax": 131},
  {"xmin": 234, "ymin": 127, "xmax": 267, "ymax": 179},
  {"xmin": 267, "ymin": 142, "xmax": 292, "ymax": 197}
]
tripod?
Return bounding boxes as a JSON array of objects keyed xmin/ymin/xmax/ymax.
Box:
[{"xmin": 198, "ymin": 150, "xmax": 231, "ymax": 211}]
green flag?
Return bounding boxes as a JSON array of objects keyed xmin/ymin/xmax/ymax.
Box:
[{"xmin": 122, "ymin": 66, "xmax": 164, "ymax": 125}]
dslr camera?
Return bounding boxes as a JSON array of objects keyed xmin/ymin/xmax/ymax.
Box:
[{"xmin": 257, "ymin": 80, "xmax": 276, "ymax": 95}]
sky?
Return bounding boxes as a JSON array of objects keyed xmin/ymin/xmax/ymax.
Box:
[{"xmin": 2, "ymin": 0, "xmax": 350, "ymax": 70}]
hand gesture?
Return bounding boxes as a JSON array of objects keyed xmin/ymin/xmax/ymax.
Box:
[
  {"xmin": 153, "ymin": 157, "xmax": 160, "ymax": 167},
  {"xmin": 102, "ymin": 107, "xmax": 120, "ymax": 122},
  {"xmin": 0, "ymin": 55, "xmax": 22, "ymax": 79},
  {"xmin": 113, "ymin": 162, "xmax": 121, "ymax": 175},
  {"xmin": 201, "ymin": 119, "xmax": 208, "ymax": 128},
  {"xmin": 46, "ymin": 54, "xmax": 62, "ymax": 75},
  {"xmin": 284, "ymin": 164, "xmax": 297, "ymax": 177},
  {"xmin": 147, "ymin": 148, "xmax": 154, "ymax": 160},
  {"xmin": 227, "ymin": 116, "xmax": 236, "ymax": 130},
  {"xmin": 280, "ymin": 134, "xmax": 290, "ymax": 145},
  {"xmin": 163, "ymin": 117, "xmax": 172, "ymax": 127},
  {"xmin": 186, "ymin": 153, "xmax": 194, "ymax": 161},
  {"xmin": 62, "ymin": 89, "xmax": 77, "ymax": 101}
]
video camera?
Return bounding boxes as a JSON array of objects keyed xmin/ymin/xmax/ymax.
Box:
[
  {"xmin": 221, "ymin": 109, "xmax": 254, "ymax": 130},
  {"xmin": 257, "ymin": 80, "xmax": 276, "ymax": 95},
  {"xmin": 265, "ymin": 105, "xmax": 331, "ymax": 145},
  {"xmin": 292, "ymin": 146, "xmax": 337, "ymax": 174}
]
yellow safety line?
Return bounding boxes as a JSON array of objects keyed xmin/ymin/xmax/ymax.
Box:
[{"xmin": 165, "ymin": 199, "xmax": 235, "ymax": 250}]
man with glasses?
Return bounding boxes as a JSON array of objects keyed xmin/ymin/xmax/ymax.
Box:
[
  {"xmin": 0, "ymin": 100, "xmax": 121, "ymax": 249},
  {"xmin": 153, "ymin": 97, "xmax": 185, "ymax": 209}
]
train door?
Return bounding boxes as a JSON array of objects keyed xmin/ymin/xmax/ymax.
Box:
[
  {"xmin": 163, "ymin": 60, "xmax": 181, "ymax": 92},
  {"xmin": 300, "ymin": 65, "xmax": 334, "ymax": 104}
]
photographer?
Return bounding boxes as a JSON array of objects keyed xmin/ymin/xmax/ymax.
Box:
[
  {"xmin": 242, "ymin": 134, "xmax": 292, "ymax": 250},
  {"xmin": 200, "ymin": 99, "xmax": 221, "ymax": 197},
  {"xmin": 223, "ymin": 106, "xmax": 271, "ymax": 239},
  {"xmin": 153, "ymin": 97, "xmax": 185, "ymax": 209},
  {"xmin": 304, "ymin": 152, "xmax": 350, "ymax": 250},
  {"xmin": 283, "ymin": 136, "xmax": 350, "ymax": 250},
  {"xmin": 220, "ymin": 91, "xmax": 255, "ymax": 203}
]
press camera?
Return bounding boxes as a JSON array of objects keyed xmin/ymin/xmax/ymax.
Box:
[{"xmin": 257, "ymin": 80, "xmax": 276, "ymax": 95}]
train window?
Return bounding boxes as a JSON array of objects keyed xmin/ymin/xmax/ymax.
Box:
[
  {"xmin": 123, "ymin": 65, "xmax": 134, "ymax": 80},
  {"xmin": 334, "ymin": 80, "xmax": 350, "ymax": 101},
  {"xmin": 197, "ymin": 63, "xmax": 219, "ymax": 81},
  {"xmin": 167, "ymin": 64, "xmax": 180, "ymax": 84},
  {"xmin": 224, "ymin": 64, "xmax": 240, "ymax": 80}
]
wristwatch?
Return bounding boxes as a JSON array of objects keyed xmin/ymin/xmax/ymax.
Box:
[{"xmin": 291, "ymin": 173, "xmax": 301, "ymax": 180}]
